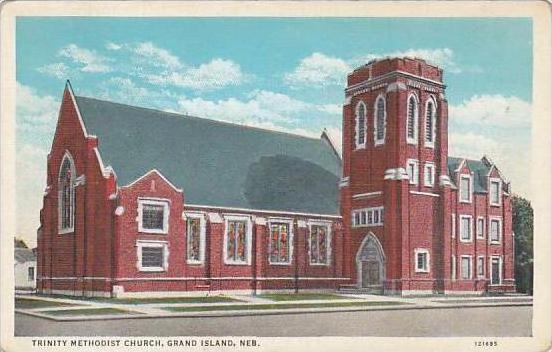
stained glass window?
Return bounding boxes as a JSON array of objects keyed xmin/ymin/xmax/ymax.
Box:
[
  {"xmin": 187, "ymin": 218, "xmax": 201, "ymax": 262},
  {"xmin": 310, "ymin": 224, "xmax": 329, "ymax": 265},
  {"xmin": 59, "ymin": 155, "xmax": 75, "ymax": 231},
  {"xmin": 226, "ymin": 220, "xmax": 247, "ymax": 263},
  {"xmin": 269, "ymin": 223, "xmax": 290, "ymax": 263}
]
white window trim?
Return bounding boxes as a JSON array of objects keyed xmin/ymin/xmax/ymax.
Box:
[
  {"xmin": 424, "ymin": 97, "xmax": 437, "ymax": 148},
  {"xmin": 477, "ymin": 256, "xmax": 485, "ymax": 278},
  {"xmin": 136, "ymin": 240, "xmax": 169, "ymax": 272},
  {"xmin": 423, "ymin": 162, "xmax": 435, "ymax": 187},
  {"xmin": 351, "ymin": 206, "xmax": 384, "ymax": 228},
  {"xmin": 267, "ymin": 218, "xmax": 294, "ymax": 266},
  {"xmin": 307, "ymin": 220, "xmax": 332, "ymax": 266},
  {"xmin": 223, "ymin": 214, "xmax": 253, "ymax": 265},
  {"xmin": 459, "ymin": 215, "xmax": 473, "ymax": 242},
  {"xmin": 184, "ymin": 212, "xmax": 206, "ymax": 265},
  {"xmin": 137, "ymin": 198, "xmax": 170, "ymax": 234},
  {"xmin": 476, "ymin": 216, "xmax": 486, "ymax": 239},
  {"xmin": 459, "ymin": 174, "xmax": 473, "ymax": 204},
  {"xmin": 460, "ymin": 255, "xmax": 473, "ymax": 280},
  {"xmin": 451, "ymin": 214, "xmax": 456, "ymax": 238},
  {"xmin": 406, "ymin": 93, "xmax": 419, "ymax": 145},
  {"xmin": 355, "ymin": 100, "xmax": 367, "ymax": 150},
  {"xmin": 373, "ymin": 95, "xmax": 386, "ymax": 146},
  {"xmin": 489, "ymin": 178, "xmax": 502, "ymax": 207},
  {"xmin": 414, "ymin": 248, "xmax": 430, "ymax": 273},
  {"xmin": 489, "ymin": 255, "xmax": 503, "ymax": 285},
  {"xmin": 58, "ymin": 151, "xmax": 76, "ymax": 234},
  {"xmin": 406, "ymin": 159, "xmax": 419, "ymax": 185},
  {"xmin": 451, "ymin": 255, "xmax": 456, "ymax": 280},
  {"xmin": 489, "ymin": 217, "xmax": 502, "ymax": 244}
]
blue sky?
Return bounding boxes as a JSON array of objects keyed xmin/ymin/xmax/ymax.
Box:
[{"xmin": 16, "ymin": 17, "xmax": 532, "ymax": 246}]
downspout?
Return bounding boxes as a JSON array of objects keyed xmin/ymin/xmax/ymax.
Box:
[
  {"xmin": 81, "ymin": 172, "xmax": 88, "ymax": 297},
  {"xmin": 294, "ymin": 220, "xmax": 299, "ymax": 293},
  {"xmin": 252, "ymin": 219, "xmax": 257, "ymax": 296},
  {"xmin": 110, "ymin": 192, "xmax": 118, "ymax": 298}
]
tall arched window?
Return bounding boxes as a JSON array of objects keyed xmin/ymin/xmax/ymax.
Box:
[
  {"xmin": 407, "ymin": 94, "xmax": 419, "ymax": 144},
  {"xmin": 374, "ymin": 96, "xmax": 386, "ymax": 145},
  {"xmin": 355, "ymin": 101, "xmax": 367, "ymax": 148},
  {"xmin": 424, "ymin": 98, "xmax": 437, "ymax": 147},
  {"xmin": 58, "ymin": 153, "xmax": 75, "ymax": 233}
]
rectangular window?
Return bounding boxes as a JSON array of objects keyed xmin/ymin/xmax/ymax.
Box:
[
  {"xmin": 138, "ymin": 199, "xmax": 169, "ymax": 234},
  {"xmin": 137, "ymin": 241, "xmax": 168, "ymax": 272},
  {"xmin": 407, "ymin": 159, "xmax": 419, "ymax": 185},
  {"xmin": 451, "ymin": 214, "xmax": 456, "ymax": 238},
  {"xmin": 28, "ymin": 267, "xmax": 35, "ymax": 281},
  {"xmin": 310, "ymin": 223, "xmax": 330, "ymax": 265},
  {"xmin": 490, "ymin": 179, "xmax": 501, "ymax": 206},
  {"xmin": 142, "ymin": 247, "xmax": 164, "ymax": 268},
  {"xmin": 460, "ymin": 175, "xmax": 471, "ymax": 203},
  {"xmin": 451, "ymin": 255, "xmax": 456, "ymax": 280},
  {"xmin": 461, "ymin": 256, "xmax": 472, "ymax": 280},
  {"xmin": 424, "ymin": 163, "xmax": 435, "ymax": 187},
  {"xmin": 490, "ymin": 257, "xmax": 501, "ymax": 285},
  {"xmin": 477, "ymin": 256, "xmax": 485, "ymax": 277},
  {"xmin": 226, "ymin": 219, "xmax": 248, "ymax": 264},
  {"xmin": 476, "ymin": 217, "xmax": 485, "ymax": 239},
  {"xmin": 269, "ymin": 222, "xmax": 292, "ymax": 264},
  {"xmin": 490, "ymin": 218, "xmax": 501, "ymax": 243},
  {"xmin": 460, "ymin": 216, "xmax": 472, "ymax": 242},
  {"xmin": 186, "ymin": 214, "xmax": 205, "ymax": 264},
  {"xmin": 415, "ymin": 249, "xmax": 429, "ymax": 273},
  {"xmin": 352, "ymin": 207, "xmax": 384, "ymax": 227}
]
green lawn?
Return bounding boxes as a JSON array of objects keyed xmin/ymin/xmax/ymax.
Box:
[
  {"xmin": 15, "ymin": 298, "xmax": 80, "ymax": 309},
  {"xmin": 165, "ymin": 301, "xmax": 405, "ymax": 312},
  {"xmin": 258, "ymin": 293, "xmax": 356, "ymax": 301},
  {"xmin": 35, "ymin": 294, "xmax": 240, "ymax": 304},
  {"xmin": 41, "ymin": 308, "xmax": 140, "ymax": 316}
]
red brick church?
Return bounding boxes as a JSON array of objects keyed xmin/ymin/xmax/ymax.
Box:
[{"xmin": 37, "ymin": 57, "xmax": 516, "ymax": 297}]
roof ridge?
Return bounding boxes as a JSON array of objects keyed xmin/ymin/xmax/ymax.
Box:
[{"xmin": 75, "ymin": 95, "xmax": 325, "ymax": 143}]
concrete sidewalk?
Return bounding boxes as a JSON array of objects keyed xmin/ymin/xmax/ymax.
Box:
[{"xmin": 14, "ymin": 293, "xmax": 533, "ymax": 322}]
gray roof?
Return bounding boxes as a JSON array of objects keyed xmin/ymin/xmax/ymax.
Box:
[
  {"xmin": 15, "ymin": 248, "xmax": 36, "ymax": 263},
  {"xmin": 75, "ymin": 96, "xmax": 342, "ymax": 215},
  {"xmin": 447, "ymin": 157, "xmax": 499, "ymax": 193}
]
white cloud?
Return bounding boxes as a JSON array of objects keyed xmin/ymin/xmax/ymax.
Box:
[
  {"xmin": 450, "ymin": 95, "xmax": 531, "ymax": 128},
  {"xmin": 94, "ymin": 77, "xmax": 178, "ymax": 110},
  {"xmin": 105, "ymin": 41, "xmax": 122, "ymax": 50},
  {"xmin": 284, "ymin": 53, "xmax": 351, "ymax": 87},
  {"xmin": 317, "ymin": 104, "xmax": 342, "ymax": 115},
  {"xmin": 37, "ymin": 62, "xmax": 72, "ymax": 80},
  {"xmin": 359, "ymin": 48, "xmax": 460, "ymax": 73},
  {"xmin": 132, "ymin": 42, "xmax": 183, "ymax": 70},
  {"xmin": 17, "ymin": 82, "xmax": 59, "ymax": 128},
  {"xmin": 145, "ymin": 58, "xmax": 246, "ymax": 91},
  {"xmin": 58, "ymin": 44, "xmax": 111, "ymax": 73}
]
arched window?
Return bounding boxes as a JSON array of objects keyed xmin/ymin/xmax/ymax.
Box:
[
  {"xmin": 58, "ymin": 153, "xmax": 75, "ymax": 233},
  {"xmin": 407, "ymin": 94, "xmax": 419, "ymax": 144},
  {"xmin": 424, "ymin": 98, "xmax": 437, "ymax": 147},
  {"xmin": 355, "ymin": 101, "xmax": 367, "ymax": 148},
  {"xmin": 374, "ymin": 96, "xmax": 386, "ymax": 145}
]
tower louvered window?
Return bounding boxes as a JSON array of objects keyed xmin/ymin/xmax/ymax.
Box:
[
  {"xmin": 407, "ymin": 96, "xmax": 417, "ymax": 142},
  {"xmin": 356, "ymin": 102, "xmax": 366, "ymax": 147},
  {"xmin": 375, "ymin": 97, "xmax": 385, "ymax": 144},
  {"xmin": 425, "ymin": 101, "xmax": 435, "ymax": 144}
]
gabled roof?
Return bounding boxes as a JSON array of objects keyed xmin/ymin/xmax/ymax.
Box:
[
  {"xmin": 15, "ymin": 248, "xmax": 36, "ymax": 263},
  {"xmin": 74, "ymin": 95, "xmax": 342, "ymax": 215},
  {"xmin": 447, "ymin": 156, "xmax": 506, "ymax": 193}
]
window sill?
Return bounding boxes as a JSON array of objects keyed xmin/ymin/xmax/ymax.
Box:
[
  {"xmin": 490, "ymin": 203, "xmax": 501, "ymax": 207},
  {"xmin": 309, "ymin": 262, "xmax": 330, "ymax": 267},
  {"xmin": 186, "ymin": 260, "xmax": 204, "ymax": 266},
  {"xmin": 138, "ymin": 230, "xmax": 168, "ymax": 235},
  {"xmin": 354, "ymin": 145, "xmax": 366, "ymax": 151},
  {"xmin": 58, "ymin": 229, "xmax": 75, "ymax": 235},
  {"xmin": 459, "ymin": 238, "xmax": 473, "ymax": 243},
  {"xmin": 415, "ymin": 269, "xmax": 430, "ymax": 273},
  {"xmin": 459, "ymin": 200, "xmax": 472, "ymax": 204},
  {"xmin": 489, "ymin": 241, "xmax": 501, "ymax": 245},
  {"xmin": 138, "ymin": 268, "xmax": 165, "ymax": 272},
  {"xmin": 268, "ymin": 261, "xmax": 292, "ymax": 266},
  {"xmin": 476, "ymin": 236, "xmax": 485, "ymax": 240},
  {"xmin": 424, "ymin": 143, "xmax": 435, "ymax": 149},
  {"xmin": 224, "ymin": 261, "xmax": 250, "ymax": 266}
]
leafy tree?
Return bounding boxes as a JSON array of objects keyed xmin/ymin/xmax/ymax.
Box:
[
  {"xmin": 512, "ymin": 196, "xmax": 533, "ymax": 294},
  {"xmin": 14, "ymin": 237, "xmax": 28, "ymax": 249}
]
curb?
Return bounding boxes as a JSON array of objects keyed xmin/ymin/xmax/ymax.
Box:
[{"xmin": 15, "ymin": 302, "xmax": 533, "ymax": 322}]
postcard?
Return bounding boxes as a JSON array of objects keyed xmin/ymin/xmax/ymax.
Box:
[{"xmin": 1, "ymin": 1, "xmax": 550, "ymax": 351}]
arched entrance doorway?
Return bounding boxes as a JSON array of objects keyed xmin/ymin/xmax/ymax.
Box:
[{"xmin": 356, "ymin": 233, "xmax": 385, "ymax": 292}]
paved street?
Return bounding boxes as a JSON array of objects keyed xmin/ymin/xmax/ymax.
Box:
[{"xmin": 16, "ymin": 305, "xmax": 532, "ymax": 337}]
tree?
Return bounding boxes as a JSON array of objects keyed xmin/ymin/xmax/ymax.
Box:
[
  {"xmin": 14, "ymin": 237, "xmax": 28, "ymax": 249},
  {"xmin": 512, "ymin": 196, "xmax": 533, "ymax": 294}
]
